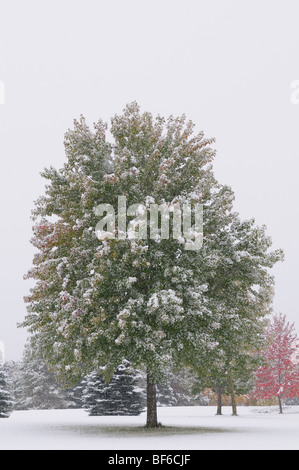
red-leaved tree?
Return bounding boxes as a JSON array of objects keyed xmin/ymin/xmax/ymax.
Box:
[{"xmin": 253, "ymin": 313, "xmax": 299, "ymax": 413}]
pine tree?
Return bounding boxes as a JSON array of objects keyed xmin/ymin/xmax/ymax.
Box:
[
  {"xmin": 0, "ymin": 367, "xmax": 13, "ymax": 418},
  {"xmin": 13, "ymin": 346, "xmax": 73, "ymax": 410},
  {"xmin": 156, "ymin": 370, "xmax": 177, "ymax": 407},
  {"xmin": 5, "ymin": 361, "xmax": 23, "ymax": 411},
  {"xmin": 253, "ymin": 313, "xmax": 299, "ymax": 413},
  {"xmin": 66, "ymin": 379, "xmax": 86, "ymax": 409},
  {"xmin": 156, "ymin": 368, "xmax": 197, "ymax": 407},
  {"xmin": 83, "ymin": 360, "xmax": 144, "ymax": 416},
  {"xmin": 170, "ymin": 369, "xmax": 197, "ymax": 406}
]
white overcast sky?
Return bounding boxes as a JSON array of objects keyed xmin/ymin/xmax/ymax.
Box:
[{"xmin": 1, "ymin": 0, "xmax": 299, "ymax": 361}]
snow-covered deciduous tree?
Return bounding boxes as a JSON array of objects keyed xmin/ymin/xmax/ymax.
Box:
[
  {"xmin": 21, "ymin": 103, "xmax": 282, "ymax": 427},
  {"xmin": 190, "ymin": 215, "xmax": 282, "ymax": 416},
  {"xmin": 193, "ymin": 357, "xmax": 257, "ymax": 416},
  {"xmin": 0, "ymin": 367, "xmax": 13, "ymax": 418},
  {"xmin": 193, "ymin": 361, "xmax": 228, "ymax": 415},
  {"xmin": 253, "ymin": 314, "xmax": 299, "ymax": 413},
  {"xmin": 83, "ymin": 360, "xmax": 144, "ymax": 416}
]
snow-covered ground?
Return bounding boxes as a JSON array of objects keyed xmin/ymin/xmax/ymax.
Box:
[{"xmin": 0, "ymin": 406, "xmax": 298, "ymax": 450}]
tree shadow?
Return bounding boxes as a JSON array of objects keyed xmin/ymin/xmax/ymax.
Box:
[{"xmin": 53, "ymin": 423, "xmax": 231, "ymax": 438}]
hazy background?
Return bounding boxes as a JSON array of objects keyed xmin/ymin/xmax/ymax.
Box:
[{"xmin": 0, "ymin": 0, "xmax": 299, "ymax": 361}]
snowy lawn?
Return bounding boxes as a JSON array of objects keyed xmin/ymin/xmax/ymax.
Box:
[{"xmin": 0, "ymin": 406, "xmax": 298, "ymax": 450}]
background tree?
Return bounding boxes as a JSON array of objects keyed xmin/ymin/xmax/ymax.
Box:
[
  {"xmin": 0, "ymin": 367, "xmax": 13, "ymax": 418},
  {"xmin": 66, "ymin": 378, "xmax": 87, "ymax": 409},
  {"xmin": 191, "ymin": 214, "xmax": 282, "ymax": 416},
  {"xmin": 12, "ymin": 345, "xmax": 73, "ymax": 410},
  {"xmin": 168, "ymin": 368, "xmax": 197, "ymax": 407},
  {"xmin": 83, "ymin": 360, "xmax": 144, "ymax": 416},
  {"xmin": 156, "ymin": 369, "xmax": 177, "ymax": 407},
  {"xmin": 193, "ymin": 360, "xmax": 228, "ymax": 415},
  {"xmin": 253, "ymin": 313, "xmax": 299, "ymax": 413}
]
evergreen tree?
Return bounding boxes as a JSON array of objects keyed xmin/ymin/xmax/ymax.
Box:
[
  {"xmin": 13, "ymin": 346, "xmax": 73, "ymax": 410},
  {"xmin": 156, "ymin": 368, "xmax": 197, "ymax": 407},
  {"xmin": 5, "ymin": 361, "xmax": 23, "ymax": 411},
  {"xmin": 285, "ymin": 396, "xmax": 299, "ymax": 406},
  {"xmin": 83, "ymin": 360, "xmax": 144, "ymax": 416},
  {"xmin": 156, "ymin": 371, "xmax": 177, "ymax": 407},
  {"xmin": 66, "ymin": 379, "xmax": 86, "ymax": 409},
  {"xmin": 0, "ymin": 367, "xmax": 13, "ymax": 418},
  {"xmin": 170, "ymin": 369, "xmax": 197, "ymax": 406}
]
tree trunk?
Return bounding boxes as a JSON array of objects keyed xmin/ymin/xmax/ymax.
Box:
[
  {"xmin": 146, "ymin": 372, "xmax": 159, "ymax": 428},
  {"xmin": 227, "ymin": 369, "xmax": 238, "ymax": 416},
  {"xmin": 216, "ymin": 391, "xmax": 223, "ymax": 416},
  {"xmin": 278, "ymin": 396, "xmax": 283, "ymax": 414}
]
